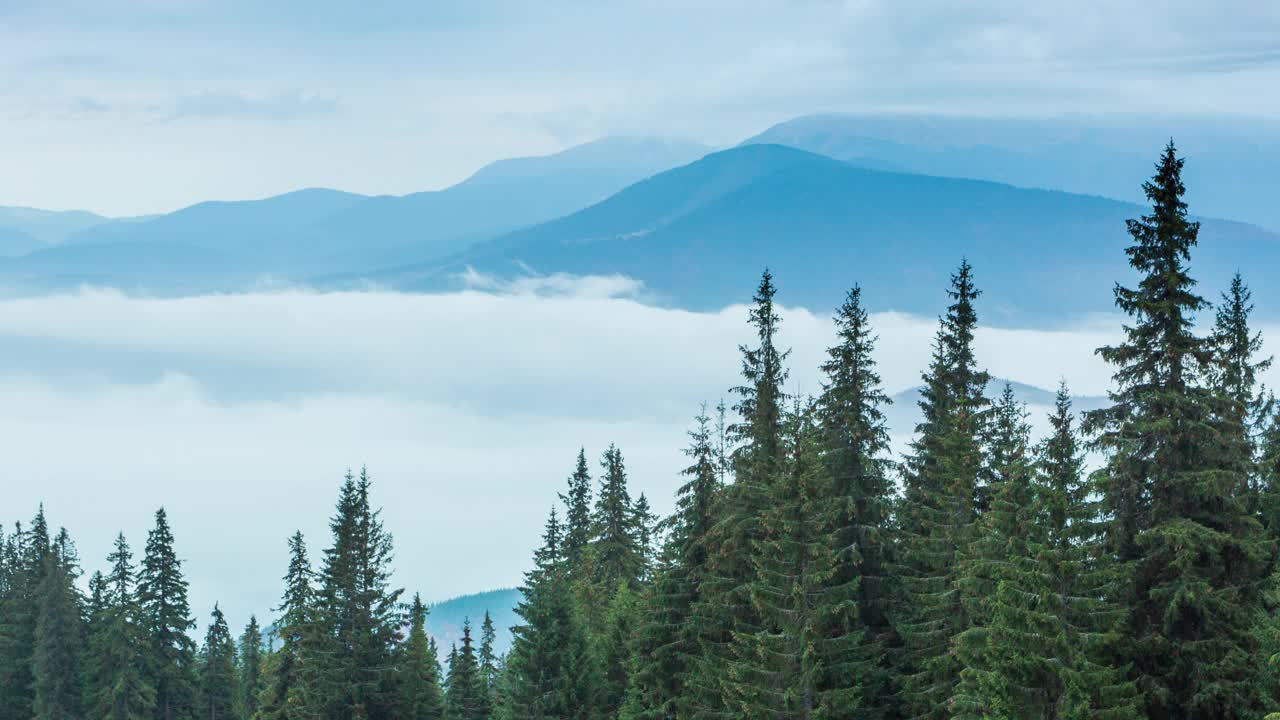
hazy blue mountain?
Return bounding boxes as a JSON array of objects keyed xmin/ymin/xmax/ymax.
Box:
[
  {"xmin": 0, "ymin": 205, "xmax": 112, "ymax": 245},
  {"xmin": 26, "ymin": 136, "xmax": 709, "ymax": 286},
  {"xmin": 375, "ymin": 144, "xmax": 1280, "ymax": 323},
  {"xmin": 743, "ymin": 113, "xmax": 1280, "ymax": 233},
  {"xmin": 0, "ymin": 226, "xmax": 45, "ymax": 258},
  {"xmin": 427, "ymin": 588, "xmax": 522, "ymax": 658},
  {"xmin": 0, "ymin": 242, "xmax": 250, "ymax": 295}
]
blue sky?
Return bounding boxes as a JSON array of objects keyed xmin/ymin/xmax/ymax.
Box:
[{"xmin": 2, "ymin": 0, "xmax": 1279, "ymax": 215}]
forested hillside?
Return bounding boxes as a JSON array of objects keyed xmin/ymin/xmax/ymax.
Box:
[{"xmin": 3, "ymin": 143, "xmax": 1279, "ymax": 719}]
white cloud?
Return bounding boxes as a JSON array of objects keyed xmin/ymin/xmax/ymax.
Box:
[{"xmin": 0, "ymin": 286, "xmax": 1274, "ymax": 632}]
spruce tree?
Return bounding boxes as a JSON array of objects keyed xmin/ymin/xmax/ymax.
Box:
[
  {"xmin": 951, "ymin": 386, "xmax": 1042, "ymax": 717},
  {"xmin": 398, "ymin": 594, "xmax": 445, "ymax": 720},
  {"xmin": 314, "ymin": 468, "xmax": 405, "ymax": 719},
  {"xmin": 1037, "ymin": 386, "xmax": 1139, "ymax": 719},
  {"xmin": 33, "ymin": 527, "xmax": 85, "ymax": 720},
  {"xmin": 86, "ymin": 533, "xmax": 157, "ymax": 720},
  {"xmin": 595, "ymin": 582, "xmax": 641, "ymax": 718},
  {"xmin": 256, "ymin": 532, "xmax": 316, "ymax": 720},
  {"xmin": 592, "ymin": 445, "xmax": 644, "ymax": 591},
  {"xmin": 478, "ymin": 611, "xmax": 498, "ymax": 717},
  {"xmin": 815, "ymin": 285, "xmax": 897, "ymax": 719},
  {"xmin": 688, "ymin": 269, "xmax": 790, "ymax": 717},
  {"xmin": 238, "ymin": 617, "xmax": 264, "ymax": 720},
  {"xmin": 632, "ymin": 493, "xmax": 659, "ymax": 580},
  {"xmin": 505, "ymin": 509, "xmax": 594, "ymax": 720},
  {"xmin": 895, "ymin": 260, "xmax": 990, "ymax": 720},
  {"xmin": 137, "ymin": 507, "xmax": 198, "ymax": 720},
  {"xmin": 0, "ymin": 510, "xmax": 50, "ymax": 720},
  {"xmin": 625, "ymin": 407, "xmax": 722, "ymax": 719},
  {"xmin": 198, "ymin": 605, "xmax": 238, "ymax": 720},
  {"xmin": 727, "ymin": 401, "xmax": 863, "ymax": 719},
  {"xmin": 445, "ymin": 621, "xmax": 484, "ymax": 720},
  {"xmin": 559, "ymin": 449, "xmax": 594, "ymax": 575},
  {"xmin": 1211, "ymin": 272, "xmax": 1274, "ymax": 512},
  {"xmin": 1085, "ymin": 142, "xmax": 1273, "ymax": 718}
]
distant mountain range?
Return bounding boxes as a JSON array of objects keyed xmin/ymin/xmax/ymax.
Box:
[
  {"xmin": 2, "ymin": 115, "xmax": 1277, "ymax": 321},
  {"xmin": 744, "ymin": 113, "xmax": 1280, "ymax": 233},
  {"xmin": 0, "ymin": 137, "xmax": 708, "ymax": 293},
  {"xmin": 376, "ymin": 143, "xmax": 1278, "ymax": 321},
  {"xmin": 427, "ymin": 588, "xmax": 521, "ymax": 659}
]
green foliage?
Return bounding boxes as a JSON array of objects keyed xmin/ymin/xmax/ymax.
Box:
[
  {"xmin": 444, "ymin": 621, "xmax": 484, "ymax": 720},
  {"xmin": 895, "ymin": 260, "xmax": 990, "ymax": 720},
  {"xmin": 137, "ymin": 507, "xmax": 198, "ymax": 720},
  {"xmin": 255, "ymin": 532, "xmax": 317, "ymax": 720},
  {"xmin": 198, "ymin": 605, "xmax": 238, "ymax": 720},
  {"xmin": 504, "ymin": 509, "xmax": 594, "ymax": 720},
  {"xmin": 560, "ymin": 449, "xmax": 594, "ymax": 575},
  {"xmin": 85, "ymin": 533, "xmax": 157, "ymax": 720},
  {"xmin": 33, "ymin": 528, "xmax": 85, "ymax": 720},
  {"xmin": 815, "ymin": 285, "xmax": 897, "ymax": 719},
  {"xmin": 1085, "ymin": 142, "xmax": 1274, "ymax": 718},
  {"xmin": 398, "ymin": 594, "xmax": 445, "ymax": 720},
  {"xmin": 313, "ymin": 468, "xmax": 405, "ymax": 719},
  {"xmin": 687, "ymin": 270, "xmax": 790, "ymax": 718},
  {"xmin": 592, "ymin": 445, "xmax": 646, "ymax": 591},
  {"xmin": 622, "ymin": 408, "xmax": 722, "ymax": 719},
  {"xmin": 238, "ymin": 616, "xmax": 264, "ymax": 720}
]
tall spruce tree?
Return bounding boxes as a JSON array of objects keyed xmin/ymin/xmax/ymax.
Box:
[
  {"xmin": 1212, "ymin": 272, "xmax": 1274, "ymax": 512},
  {"xmin": 592, "ymin": 445, "xmax": 645, "ymax": 591},
  {"xmin": 632, "ymin": 493, "xmax": 658, "ymax": 580},
  {"xmin": 624, "ymin": 407, "xmax": 722, "ymax": 720},
  {"xmin": 444, "ymin": 621, "xmax": 484, "ymax": 720},
  {"xmin": 478, "ymin": 611, "xmax": 498, "ymax": 717},
  {"xmin": 398, "ymin": 594, "xmax": 444, "ymax": 720},
  {"xmin": 1085, "ymin": 142, "xmax": 1273, "ymax": 718},
  {"xmin": 137, "ymin": 507, "xmax": 198, "ymax": 720},
  {"xmin": 1038, "ymin": 386, "xmax": 1139, "ymax": 719},
  {"xmin": 505, "ymin": 509, "xmax": 594, "ymax": 720},
  {"xmin": 815, "ymin": 285, "xmax": 897, "ymax": 719},
  {"xmin": 0, "ymin": 515, "xmax": 44, "ymax": 720},
  {"xmin": 688, "ymin": 270, "xmax": 790, "ymax": 717},
  {"xmin": 727, "ymin": 401, "xmax": 863, "ymax": 719},
  {"xmin": 314, "ymin": 468, "xmax": 405, "ymax": 720},
  {"xmin": 198, "ymin": 605, "xmax": 238, "ymax": 720},
  {"xmin": 33, "ymin": 527, "xmax": 85, "ymax": 720},
  {"xmin": 256, "ymin": 532, "xmax": 316, "ymax": 720},
  {"xmin": 86, "ymin": 533, "xmax": 157, "ymax": 720},
  {"xmin": 895, "ymin": 260, "xmax": 990, "ymax": 720},
  {"xmin": 596, "ymin": 582, "xmax": 641, "ymax": 718},
  {"xmin": 238, "ymin": 617, "xmax": 264, "ymax": 720},
  {"xmin": 560, "ymin": 450, "xmax": 594, "ymax": 576},
  {"xmin": 951, "ymin": 386, "xmax": 1042, "ymax": 717}
]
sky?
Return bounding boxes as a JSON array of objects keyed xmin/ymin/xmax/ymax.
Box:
[
  {"xmin": 2, "ymin": 280, "xmax": 1276, "ymax": 634},
  {"xmin": 2, "ymin": 0, "xmax": 1279, "ymax": 215}
]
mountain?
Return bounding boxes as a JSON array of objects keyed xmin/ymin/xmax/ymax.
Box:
[
  {"xmin": 35, "ymin": 137, "xmax": 711, "ymax": 286},
  {"xmin": 743, "ymin": 113, "xmax": 1280, "ymax": 233},
  {"xmin": 427, "ymin": 588, "xmax": 522, "ymax": 659},
  {"xmin": 370, "ymin": 144, "xmax": 1280, "ymax": 322},
  {"xmin": 0, "ymin": 226, "xmax": 45, "ymax": 258},
  {"xmin": 0, "ymin": 206, "xmax": 112, "ymax": 245}
]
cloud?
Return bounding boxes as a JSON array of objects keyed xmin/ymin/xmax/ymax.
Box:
[
  {"xmin": 2, "ymin": 1, "xmax": 1279, "ymax": 214},
  {"xmin": 5, "ymin": 286, "xmax": 1273, "ymax": 632},
  {"xmin": 168, "ymin": 90, "xmax": 339, "ymax": 121},
  {"xmin": 72, "ymin": 96, "xmax": 112, "ymax": 113}
]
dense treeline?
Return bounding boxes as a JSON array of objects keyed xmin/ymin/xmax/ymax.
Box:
[{"xmin": 3, "ymin": 143, "xmax": 1280, "ymax": 719}]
